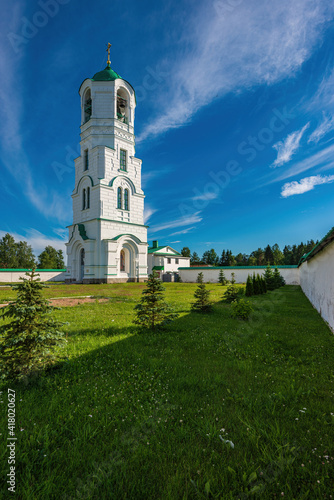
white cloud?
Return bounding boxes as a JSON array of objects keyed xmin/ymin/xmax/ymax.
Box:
[
  {"xmin": 0, "ymin": 8, "xmax": 70, "ymax": 223},
  {"xmin": 144, "ymin": 205, "xmax": 158, "ymax": 224},
  {"xmin": 309, "ymin": 67, "xmax": 334, "ymax": 111},
  {"xmin": 271, "ymin": 123, "xmax": 310, "ymax": 168},
  {"xmin": 0, "ymin": 228, "xmax": 67, "ymax": 257},
  {"xmin": 170, "ymin": 226, "xmax": 195, "ymax": 236},
  {"xmin": 308, "ymin": 113, "xmax": 334, "ymax": 143},
  {"xmin": 192, "ymin": 192, "xmax": 219, "ymax": 201},
  {"xmin": 138, "ymin": 0, "xmax": 334, "ymax": 142},
  {"xmin": 149, "ymin": 213, "xmax": 202, "ymax": 233},
  {"xmin": 281, "ymin": 174, "xmax": 334, "ymax": 197}
]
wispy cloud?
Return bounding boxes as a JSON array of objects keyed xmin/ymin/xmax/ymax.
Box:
[
  {"xmin": 149, "ymin": 213, "xmax": 202, "ymax": 233},
  {"xmin": 258, "ymin": 143, "xmax": 334, "ymax": 189},
  {"xmin": 138, "ymin": 0, "xmax": 334, "ymax": 142},
  {"xmin": 271, "ymin": 123, "xmax": 310, "ymax": 168},
  {"xmin": 144, "ymin": 205, "xmax": 158, "ymax": 224},
  {"xmin": 281, "ymin": 174, "xmax": 334, "ymax": 197},
  {"xmin": 170, "ymin": 226, "xmax": 195, "ymax": 236},
  {"xmin": 308, "ymin": 113, "xmax": 334, "ymax": 143},
  {"xmin": 308, "ymin": 67, "xmax": 334, "ymax": 111},
  {"xmin": 0, "ymin": 7, "xmax": 70, "ymax": 223},
  {"xmin": 191, "ymin": 192, "xmax": 219, "ymax": 201}
]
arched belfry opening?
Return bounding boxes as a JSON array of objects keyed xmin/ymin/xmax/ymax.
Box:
[
  {"xmin": 117, "ymin": 88, "xmax": 129, "ymax": 124},
  {"xmin": 84, "ymin": 88, "xmax": 92, "ymax": 123}
]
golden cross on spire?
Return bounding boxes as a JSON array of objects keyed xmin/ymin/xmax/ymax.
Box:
[{"xmin": 106, "ymin": 42, "xmax": 111, "ymax": 66}]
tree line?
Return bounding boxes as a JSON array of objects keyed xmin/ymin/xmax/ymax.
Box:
[
  {"xmin": 180, "ymin": 240, "xmax": 317, "ymax": 267},
  {"xmin": 0, "ymin": 233, "xmax": 65, "ymax": 269}
]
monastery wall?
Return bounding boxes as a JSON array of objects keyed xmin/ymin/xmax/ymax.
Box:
[{"xmin": 299, "ymin": 240, "xmax": 334, "ymax": 332}]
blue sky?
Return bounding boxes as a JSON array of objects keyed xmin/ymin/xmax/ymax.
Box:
[{"xmin": 1, "ymin": 0, "xmax": 334, "ymax": 259}]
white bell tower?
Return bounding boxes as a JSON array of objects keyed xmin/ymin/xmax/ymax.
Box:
[{"xmin": 66, "ymin": 45, "xmax": 148, "ymax": 283}]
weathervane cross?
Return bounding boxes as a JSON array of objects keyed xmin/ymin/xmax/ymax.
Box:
[{"xmin": 106, "ymin": 43, "xmax": 111, "ymax": 65}]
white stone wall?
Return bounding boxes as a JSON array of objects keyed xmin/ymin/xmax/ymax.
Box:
[
  {"xmin": 179, "ymin": 267, "xmax": 300, "ymax": 285},
  {"xmin": 0, "ymin": 270, "xmax": 66, "ymax": 283},
  {"xmin": 299, "ymin": 241, "xmax": 334, "ymax": 332}
]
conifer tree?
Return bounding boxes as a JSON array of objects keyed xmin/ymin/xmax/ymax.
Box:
[
  {"xmin": 256, "ymin": 274, "xmax": 264, "ymax": 294},
  {"xmin": 273, "ymin": 267, "xmax": 285, "ymax": 289},
  {"xmin": 134, "ymin": 271, "xmax": 179, "ymax": 330},
  {"xmin": 197, "ymin": 272, "xmax": 204, "ymax": 283},
  {"xmin": 218, "ymin": 269, "xmax": 227, "ymax": 286},
  {"xmin": 252, "ymin": 273, "xmax": 260, "ymax": 295},
  {"xmin": 245, "ymin": 275, "xmax": 254, "ymax": 297},
  {"xmin": 223, "ymin": 273, "xmax": 241, "ymax": 303},
  {"xmin": 263, "ymin": 264, "xmax": 275, "ymax": 291},
  {"xmin": 192, "ymin": 274, "xmax": 212, "ymax": 313},
  {"xmin": 0, "ymin": 269, "xmax": 65, "ymax": 381},
  {"xmin": 261, "ymin": 276, "xmax": 267, "ymax": 293}
]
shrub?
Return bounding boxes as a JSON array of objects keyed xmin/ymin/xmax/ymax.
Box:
[
  {"xmin": 192, "ymin": 274, "xmax": 213, "ymax": 313},
  {"xmin": 218, "ymin": 269, "xmax": 227, "ymax": 286},
  {"xmin": 0, "ymin": 269, "xmax": 65, "ymax": 381},
  {"xmin": 245, "ymin": 275, "xmax": 254, "ymax": 297},
  {"xmin": 230, "ymin": 299, "xmax": 253, "ymax": 320},
  {"xmin": 134, "ymin": 271, "xmax": 179, "ymax": 330},
  {"xmin": 223, "ymin": 274, "xmax": 244, "ymax": 303}
]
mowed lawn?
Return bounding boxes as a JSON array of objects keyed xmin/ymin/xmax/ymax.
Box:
[{"xmin": 0, "ymin": 282, "xmax": 333, "ymax": 499}]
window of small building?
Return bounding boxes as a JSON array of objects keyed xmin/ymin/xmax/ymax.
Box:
[
  {"xmin": 167, "ymin": 258, "xmax": 171, "ymax": 264},
  {"xmin": 120, "ymin": 149, "xmax": 127, "ymax": 171},
  {"xmin": 175, "ymin": 258, "xmax": 179, "ymax": 264}
]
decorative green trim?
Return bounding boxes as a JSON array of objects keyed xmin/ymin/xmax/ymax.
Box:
[
  {"xmin": 178, "ymin": 265, "xmax": 298, "ymax": 270},
  {"xmin": 73, "ymin": 175, "xmax": 94, "ymax": 195},
  {"xmin": 109, "ymin": 175, "xmax": 136, "ymax": 195},
  {"xmin": 0, "ymin": 269, "xmax": 66, "ymax": 272},
  {"xmin": 110, "ymin": 234, "xmax": 143, "ymax": 243},
  {"xmin": 152, "ymin": 266, "xmax": 164, "ymax": 271},
  {"xmin": 298, "ymin": 226, "xmax": 334, "ymax": 266},
  {"xmin": 78, "ymin": 224, "xmax": 89, "ymax": 240},
  {"xmin": 149, "ymin": 252, "xmax": 181, "ymax": 257}
]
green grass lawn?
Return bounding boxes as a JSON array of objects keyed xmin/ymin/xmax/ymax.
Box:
[{"xmin": 0, "ymin": 283, "xmax": 333, "ymax": 499}]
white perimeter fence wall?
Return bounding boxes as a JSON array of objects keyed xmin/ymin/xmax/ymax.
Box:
[
  {"xmin": 0, "ymin": 270, "xmax": 66, "ymax": 283},
  {"xmin": 178, "ymin": 267, "xmax": 300, "ymax": 285},
  {"xmin": 299, "ymin": 241, "xmax": 334, "ymax": 332}
]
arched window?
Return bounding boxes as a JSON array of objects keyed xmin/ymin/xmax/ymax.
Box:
[
  {"xmin": 124, "ymin": 189, "xmax": 129, "ymax": 210},
  {"xmin": 87, "ymin": 187, "xmax": 90, "ymax": 209},
  {"xmin": 120, "ymin": 249, "xmax": 125, "ymax": 272},
  {"xmin": 116, "ymin": 88, "xmax": 129, "ymax": 124},
  {"xmin": 84, "ymin": 89, "xmax": 92, "ymax": 123},
  {"xmin": 82, "ymin": 189, "xmax": 86, "ymax": 210},
  {"xmin": 117, "ymin": 187, "xmax": 122, "ymax": 209}
]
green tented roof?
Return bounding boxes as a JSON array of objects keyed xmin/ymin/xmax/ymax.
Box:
[
  {"xmin": 298, "ymin": 226, "xmax": 334, "ymax": 266},
  {"xmin": 152, "ymin": 266, "xmax": 164, "ymax": 271}
]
